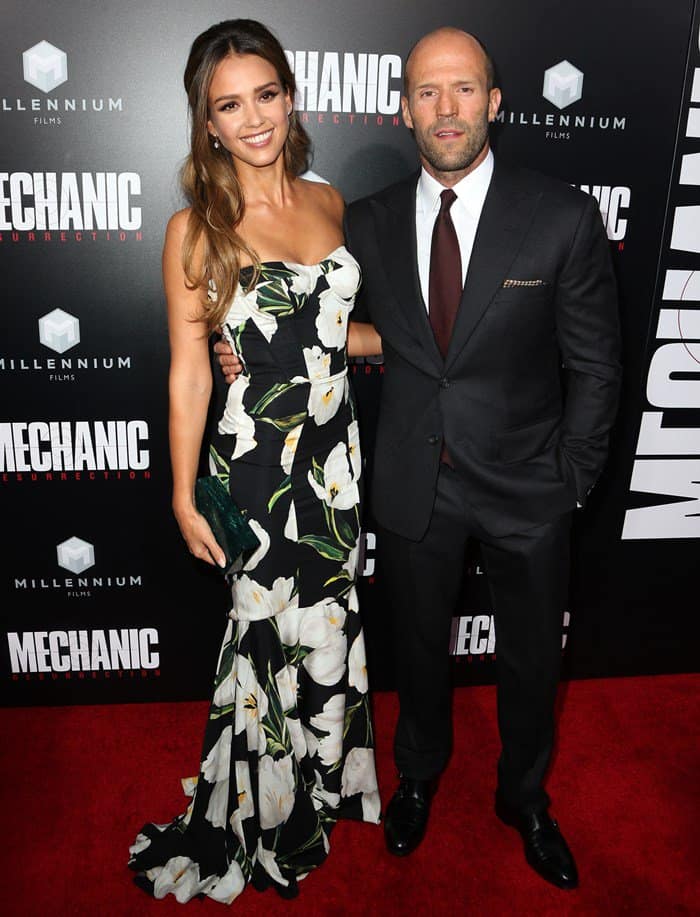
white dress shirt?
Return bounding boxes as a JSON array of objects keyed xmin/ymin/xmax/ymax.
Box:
[{"xmin": 415, "ymin": 149, "xmax": 494, "ymax": 310}]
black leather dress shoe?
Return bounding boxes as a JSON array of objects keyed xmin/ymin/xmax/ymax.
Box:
[
  {"xmin": 384, "ymin": 777, "xmax": 432, "ymax": 856},
  {"xmin": 496, "ymin": 799, "xmax": 579, "ymax": 889}
]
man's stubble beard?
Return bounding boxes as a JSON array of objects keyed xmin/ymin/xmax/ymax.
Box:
[{"xmin": 414, "ymin": 116, "xmax": 490, "ymax": 175}]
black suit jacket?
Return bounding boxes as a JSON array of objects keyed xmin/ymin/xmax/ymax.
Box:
[{"xmin": 345, "ymin": 158, "xmax": 621, "ymax": 540}]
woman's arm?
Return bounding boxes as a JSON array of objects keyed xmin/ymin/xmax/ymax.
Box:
[
  {"xmin": 348, "ymin": 320, "xmax": 382, "ymax": 357},
  {"xmin": 165, "ymin": 210, "xmax": 226, "ymax": 568}
]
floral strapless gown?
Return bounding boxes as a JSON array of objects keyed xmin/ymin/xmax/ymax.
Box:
[{"xmin": 129, "ymin": 246, "xmax": 379, "ymax": 904}]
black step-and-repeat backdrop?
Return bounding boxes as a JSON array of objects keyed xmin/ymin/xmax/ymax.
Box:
[{"xmin": 2, "ymin": 1, "xmax": 698, "ymax": 704}]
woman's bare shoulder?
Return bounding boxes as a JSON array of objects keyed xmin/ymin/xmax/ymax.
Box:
[
  {"xmin": 297, "ymin": 176, "xmax": 344, "ymax": 218},
  {"xmin": 166, "ymin": 207, "xmax": 192, "ymax": 239}
]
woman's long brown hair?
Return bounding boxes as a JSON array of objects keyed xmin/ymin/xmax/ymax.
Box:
[{"xmin": 181, "ymin": 19, "xmax": 310, "ymax": 330}]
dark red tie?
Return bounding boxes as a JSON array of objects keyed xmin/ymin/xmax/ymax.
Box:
[{"xmin": 428, "ymin": 188, "xmax": 462, "ymax": 359}]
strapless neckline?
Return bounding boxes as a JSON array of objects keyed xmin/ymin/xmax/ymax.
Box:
[{"xmin": 239, "ymin": 244, "xmax": 349, "ymax": 272}]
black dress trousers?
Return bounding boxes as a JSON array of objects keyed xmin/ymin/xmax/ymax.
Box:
[{"xmin": 379, "ymin": 462, "xmax": 571, "ymax": 812}]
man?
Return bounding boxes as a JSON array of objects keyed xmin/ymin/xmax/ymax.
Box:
[{"xmin": 217, "ymin": 27, "xmax": 620, "ymax": 890}]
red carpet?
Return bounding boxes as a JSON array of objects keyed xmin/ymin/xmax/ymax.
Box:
[{"xmin": 3, "ymin": 675, "xmax": 698, "ymax": 915}]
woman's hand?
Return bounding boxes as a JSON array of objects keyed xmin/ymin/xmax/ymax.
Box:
[{"xmin": 174, "ymin": 502, "xmax": 227, "ymax": 569}]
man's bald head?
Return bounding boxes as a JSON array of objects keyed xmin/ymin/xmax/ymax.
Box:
[{"xmin": 404, "ymin": 27, "xmax": 496, "ymax": 94}]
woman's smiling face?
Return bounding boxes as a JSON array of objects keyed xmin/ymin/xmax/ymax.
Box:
[{"xmin": 206, "ymin": 53, "xmax": 291, "ymax": 171}]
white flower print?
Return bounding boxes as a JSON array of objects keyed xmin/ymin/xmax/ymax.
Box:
[
  {"xmin": 326, "ymin": 259, "xmax": 361, "ymax": 299},
  {"xmin": 308, "ymin": 442, "xmax": 359, "ymax": 510},
  {"xmin": 303, "ymin": 723, "xmax": 320, "ymax": 759},
  {"xmin": 310, "ymin": 693, "xmax": 345, "ymax": 766},
  {"xmin": 231, "ymin": 655, "xmax": 269, "ymax": 752},
  {"xmin": 299, "ymin": 598, "xmax": 347, "ymax": 649},
  {"xmin": 223, "ymin": 290, "xmax": 278, "ymax": 343},
  {"xmin": 276, "ymin": 605, "xmax": 303, "ymax": 647},
  {"xmin": 341, "ymin": 747, "xmax": 378, "ymax": 797},
  {"xmin": 302, "ymin": 345, "xmax": 332, "ymax": 380},
  {"xmin": 274, "ymin": 663, "xmax": 298, "ymax": 711},
  {"xmin": 311, "ymin": 769, "xmax": 341, "ymax": 811},
  {"xmin": 232, "ymin": 574, "xmax": 297, "ymax": 621},
  {"xmin": 205, "ymin": 777, "xmax": 229, "ymax": 830},
  {"xmin": 289, "ymin": 263, "xmax": 322, "ymax": 295},
  {"xmin": 242, "ymin": 518, "xmax": 270, "ymax": 572},
  {"xmin": 151, "ymin": 856, "xmax": 217, "ymax": 903},
  {"xmin": 218, "ymin": 373, "xmax": 257, "ymax": 459},
  {"xmin": 362, "ymin": 791, "xmax": 382, "ymax": 824},
  {"xmin": 209, "ymin": 860, "xmax": 246, "ymax": 905},
  {"xmin": 304, "ymin": 629, "xmax": 347, "ymax": 687},
  {"xmin": 272, "ymin": 666, "xmax": 306, "ymax": 759},
  {"xmin": 202, "ymin": 725, "xmax": 232, "ymax": 785},
  {"xmin": 128, "ymin": 833, "xmax": 151, "ymax": 858},
  {"xmin": 283, "ymin": 501, "xmax": 298, "ymax": 542},
  {"xmin": 281, "ymin": 425, "xmax": 303, "ymax": 475},
  {"xmin": 348, "ymin": 633, "xmax": 369, "ymax": 694},
  {"xmin": 285, "ymin": 715, "xmax": 307, "ymax": 761},
  {"xmin": 201, "ymin": 725, "xmax": 232, "ymax": 829},
  {"xmin": 316, "ymin": 288, "xmax": 352, "ymax": 350},
  {"xmin": 347, "ymin": 419, "xmax": 361, "ymax": 480},
  {"xmin": 230, "ymin": 760, "xmax": 254, "ymax": 849},
  {"xmin": 256, "ymin": 841, "xmax": 289, "ymax": 887},
  {"xmin": 258, "ymin": 754, "xmax": 296, "ymax": 829},
  {"xmin": 306, "ymin": 375, "xmax": 345, "ymax": 425},
  {"xmin": 343, "ymin": 543, "xmax": 359, "ymax": 580}
]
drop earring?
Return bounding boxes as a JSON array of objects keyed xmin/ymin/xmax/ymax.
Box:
[{"xmin": 212, "ymin": 135, "xmax": 220, "ymax": 149}]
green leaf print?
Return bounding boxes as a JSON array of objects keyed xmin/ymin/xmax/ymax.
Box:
[
  {"xmin": 258, "ymin": 412, "xmax": 308, "ymax": 432},
  {"xmin": 298, "ymin": 535, "xmax": 348, "ymax": 561},
  {"xmin": 277, "ymin": 823, "xmax": 326, "ymax": 864},
  {"xmin": 255, "ymin": 279, "xmax": 299, "ymax": 316},
  {"xmin": 331, "ymin": 509, "xmax": 356, "ymax": 549},
  {"xmin": 267, "ymin": 474, "xmax": 292, "ymax": 513},
  {"xmin": 250, "ymin": 382, "xmax": 297, "ymax": 415},
  {"xmin": 208, "ymin": 445, "xmax": 231, "ymax": 488},
  {"xmin": 311, "ymin": 456, "xmax": 325, "ymax": 487}
]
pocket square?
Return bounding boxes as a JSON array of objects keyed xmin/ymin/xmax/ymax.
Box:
[{"xmin": 502, "ymin": 278, "xmax": 550, "ymax": 288}]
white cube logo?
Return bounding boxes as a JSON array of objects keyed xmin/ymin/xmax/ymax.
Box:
[
  {"xmin": 23, "ymin": 41, "xmax": 67, "ymax": 94},
  {"xmin": 542, "ymin": 60, "xmax": 583, "ymax": 110},
  {"xmin": 38, "ymin": 308, "xmax": 80, "ymax": 354},
  {"xmin": 57, "ymin": 537, "xmax": 95, "ymax": 574}
]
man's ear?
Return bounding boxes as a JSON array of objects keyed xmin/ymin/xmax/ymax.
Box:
[
  {"xmin": 488, "ymin": 87, "xmax": 502, "ymax": 123},
  {"xmin": 401, "ymin": 95, "xmax": 413, "ymax": 130}
]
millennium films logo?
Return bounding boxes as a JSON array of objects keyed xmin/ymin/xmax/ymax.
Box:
[
  {"xmin": 13, "ymin": 536, "xmax": 143, "ymax": 596},
  {"xmin": 542, "ymin": 60, "xmax": 583, "ymax": 109},
  {"xmin": 2, "ymin": 39, "xmax": 124, "ymax": 127},
  {"xmin": 23, "ymin": 41, "xmax": 67, "ymax": 93},
  {"xmin": 0, "ymin": 308, "xmax": 133, "ymax": 383},
  {"xmin": 285, "ymin": 48, "xmax": 403, "ymax": 128},
  {"xmin": 0, "ymin": 171, "xmax": 144, "ymax": 244},
  {"xmin": 0, "ymin": 420, "xmax": 151, "ymax": 483},
  {"xmin": 57, "ymin": 536, "xmax": 95, "ymax": 574},
  {"xmin": 496, "ymin": 59, "xmax": 626, "ymax": 140},
  {"xmin": 39, "ymin": 308, "xmax": 80, "ymax": 354}
]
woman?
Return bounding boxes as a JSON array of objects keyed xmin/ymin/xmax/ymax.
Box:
[{"xmin": 129, "ymin": 19, "xmax": 382, "ymax": 905}]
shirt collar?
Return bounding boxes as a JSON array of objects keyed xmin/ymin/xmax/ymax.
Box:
[{"xmin": 417, "ymin": 148, "xmax": 494, "ymax": 218}]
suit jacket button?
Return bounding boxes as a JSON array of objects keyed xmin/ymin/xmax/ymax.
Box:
[
  {"xmin": 440, "ymin": 377, "xmax": 450, "ymax": 389},
  {"xmin": 427, "ymin": 434, "xmax": 440, "ymax": 445}
]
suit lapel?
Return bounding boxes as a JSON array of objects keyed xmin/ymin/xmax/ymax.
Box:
[
  {"xmin": 445, "ymin": 161, "xmax": 540, "ymax": 370},
  {"xmin": 373, "ymin": 174, "xmax": 444, "ymax": 370}
]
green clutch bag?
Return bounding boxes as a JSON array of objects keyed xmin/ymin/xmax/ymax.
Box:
[{"xmin": 194, "ymin": 475, "xmax": 260, "ymax": 576}]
